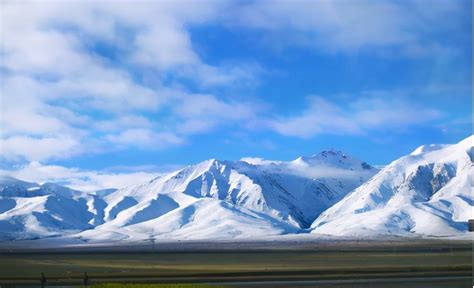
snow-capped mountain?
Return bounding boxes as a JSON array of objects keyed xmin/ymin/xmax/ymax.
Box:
[
  {"xmin": 0, "ymin": 151, "xmax": 377, "ymax": 241},
  {"xmin": 77, "ymin": 151, "xmax": 377, "ymax": 241},
  {"xmin": 1, "ymin": 136, "xmax": 471, "ymax": 243},
  {"xmin": 311, "ymin": 136, "xmax": 473, "ymax": 237}
]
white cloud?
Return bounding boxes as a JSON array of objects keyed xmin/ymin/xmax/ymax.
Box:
[
  {"xmin": 0, "ymin": 0, "xmax": 258, "ymax": 162},
  {"xmin": 230, "ymin": 0, "xmax": 465, "ymax": 55},
  {"xmin": 351, "ymin": 97, "xmax": 443, "ymax": 128},
  {"xmin": 174, "ymin": 94, "xmax": 263, "ymax": 134},
  {"xmin": 94, "ymin": 115, "xmax": 154, "ymax": 132},
  {"xmin": 268, "ymin": 97, "xmax": 362, "ymax": 138},
  {"xmin": 0, "ymin": 0, "xmax": 464, "ymax": 164},
  {"xmin": 240, "ymin": 157, "xmax": 280, "ymax": 166},
  {"xmin": 0, "ymin": 136, "xmax": 82, "ymax": 162},
  {"xmin": 105, "ymin": 129, "xmax": 184, "ymax": 149},
  {"xmin": 178, "ymin": 63, "xmax": 264, "ymax": 88},
  {"xmin": 132, "ymin": 24, "xmax": 199, "ymax": 69},
  {"xmin": 268, "ymin": 95, "xmax": 443, "ymax": 138},
  {"xmin": 0, "ymin": 162, "xmax": 164, "ymax": 192},
  {"xmin": 288, "ymin": 164, "xmax": 373, "ymax": 180},
  {"xmin": 240, "ymin": 156, "xmax": 375, "ymax": 180},
  {"xmin": 0, "ymin": 76, "xmax": 72, "ymax": 136}
]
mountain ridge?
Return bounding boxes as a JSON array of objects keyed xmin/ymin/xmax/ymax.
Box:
[{"xmin": 0, "ymin": 136, "xmax": 472, "ymax": 243}]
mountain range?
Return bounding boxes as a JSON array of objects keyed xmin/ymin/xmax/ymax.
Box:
[{"xmin": 0, "ymin": 136, "xmax": 472, "ymax": 244}]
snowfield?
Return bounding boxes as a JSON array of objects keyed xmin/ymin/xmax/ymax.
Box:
[{"xmin": 0, "ymin": 136, "xmax": 472, "ymax": 244}]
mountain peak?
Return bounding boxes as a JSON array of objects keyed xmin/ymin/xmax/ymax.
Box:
[
  {"xmin": 0, "ymin": 175, "xmax": 38, "ymax": 189},
  {"xmin": 199, "ymin": 158, "xmax": 227, "ymax": 170},
  {"xmin": 458, "ymin": 134, "xmax": 474, "ymax": 148},
  {"xmin": 291, "ymin": 150, "xmax": 375, "ymax": 172},
  {"xmin": 410, "ymin": 144, "xmax": 448, "ymax": 156},
  {"xmin": 293, "ymin": 150, "xmax": 345, "ymax": 163},
  {"xmin": 317, "ymin": 149, "xmax": 346, "ymax": 157}
]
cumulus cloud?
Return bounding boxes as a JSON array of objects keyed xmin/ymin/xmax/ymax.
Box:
[
  {"xmin": 0, "ymin": 0, "xmax": 260, "ymax": 162},
  {"xmin": 0, "ymin": 0, "xmax": 464, "ymax": 165}
]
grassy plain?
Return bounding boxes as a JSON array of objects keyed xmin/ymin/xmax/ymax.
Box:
[{"xmin": 0, "ymin": 240, "xmax": 471, "ymax": 287}]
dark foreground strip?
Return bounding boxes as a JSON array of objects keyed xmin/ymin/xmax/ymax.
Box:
[{"xmin": 0, "ymin": 266, "xmax": 471, "ymax": 286}]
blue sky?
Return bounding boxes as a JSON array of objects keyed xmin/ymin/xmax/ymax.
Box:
[{"xmin": 0, "ymin": 0, "xmax": 472, "ymax": 190}]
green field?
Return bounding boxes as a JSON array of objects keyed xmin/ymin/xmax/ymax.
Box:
[{"xmin": 0, "ymin": 241, "xmax": 472, "ymax": 287}]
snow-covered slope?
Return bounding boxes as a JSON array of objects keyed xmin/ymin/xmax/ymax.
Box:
[
  {"xmin": 82, "ymin": 152, "xmax": 376, "ymax": 241},
  {"xmin": 0, "ymin": 177, "xmax": 113, "ymax": 240},
  {"xmin": 77, "ymin": 198, "xmax": 300, "ymax": 242},
  {"xmin": 311, "ymin": 136, "xmax": 473, "ymax": 237}
]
